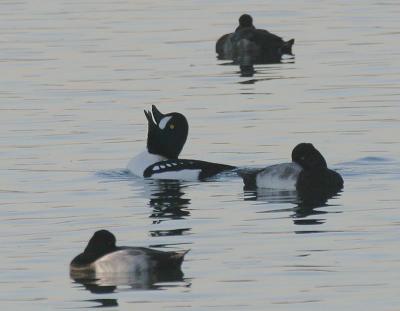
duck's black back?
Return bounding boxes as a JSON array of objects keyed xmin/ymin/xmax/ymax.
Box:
[{"xmin": 233, "ymin": 28, "xmax": 289, "ymax": 61}]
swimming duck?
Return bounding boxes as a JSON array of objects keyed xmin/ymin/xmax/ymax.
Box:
[
  {"xmin": 240, "ymin": 143, "xmax": 343, "ymax": 194},
  {"xmin": 216, "ymin": 14, "xmax": 295, "ymax": 63},
  {"xmin": 127, "ymin": 105, "xmax": 235, "ymax": 180},
  {"xmin": 70, "ymin": 230, "xmax": 188, "ymax": 277}
]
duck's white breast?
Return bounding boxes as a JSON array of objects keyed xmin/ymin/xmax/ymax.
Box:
[
  {"xmin": 127, "ymin": 150, "xmax": 166, "ymax": 177},
  {"xmin": 256, "ymin": 162, "xmax": 302, "ymax": 190}
]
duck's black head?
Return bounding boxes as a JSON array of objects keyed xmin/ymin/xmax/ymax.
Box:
[
  {"xmin": 84, "ymin": 230, "xmax": 117, "ymax": 254},
  {"xmin": 71, "ymin": 230, "xmax": 117, "ymax": 266},
  {"xmin": 238, "ymin": 14, "xmax": 254, "ymax": 28},
  {"xmin": 291, "ymin": 143, "xmax": 328, "ymax": 171},
  {"xmin": 145, "ymin": 105, "xmax": 188, "ymax": 159}
]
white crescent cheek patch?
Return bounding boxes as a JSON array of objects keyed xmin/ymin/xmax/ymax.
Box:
[{"xmin": 159, "ymin": 116, "xmax": 172, "ymax": 130}]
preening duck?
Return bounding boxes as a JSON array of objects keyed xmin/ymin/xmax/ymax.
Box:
[
  {"xmin": 216, "ymin": 14, "xmax": 295, "ymax": 63},
  {"xmin": 240, "ymin": 143, "xmax": 343, "ymax": 195}
]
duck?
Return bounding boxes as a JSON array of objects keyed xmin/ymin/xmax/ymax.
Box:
[
  {"xmin": 127, "ymin": 105, "xmax": 236, "ymax": 180},
  {"xmin": 70, "ymin": 230, "xmax": 189, "ymax": 277},
  {"xmin": 216, "ymin": 14, "xmax": 295, "ymax": 63},
  {"xmin": 239, "ymin": 143, "xmax": 343, "ymax": 194}
]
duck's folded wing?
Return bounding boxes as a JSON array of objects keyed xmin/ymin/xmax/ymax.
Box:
[
  {"xmin": 238, "ymin": 168, "xmax": 264, "ymax": 189},
  {"xmin": 239, "ymin": 163, "xmax": 302, "ymax": 190},
  {"xmin": 216, "ymin": 33, "xmax": 233, "ymax": 55},
  {"xmin": 143, "ymin": 159, "xmax": 236, "ymax": 180}
]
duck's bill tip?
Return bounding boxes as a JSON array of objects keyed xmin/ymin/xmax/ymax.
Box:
[{"xmin": 151, "ymin": 105, "xmax": 164, "ymax": 123}]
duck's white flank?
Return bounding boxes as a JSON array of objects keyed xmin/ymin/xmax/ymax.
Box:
[
  {"xmin": 92, "ymin": 249, "xmax": 152, "ymax": 274},
  {"xmin": 127, "ymin": 150, "xmax": 166, "ymax": 177},
  {"xmin": 256, "ymin": 162, "xmax": 302, "ymax": 190},
  {"xmin": 148, "ymin": 169, "xmax": 201, "ymax": 181}
]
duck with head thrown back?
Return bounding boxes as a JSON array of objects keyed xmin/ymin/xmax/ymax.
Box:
[{"xmin": 127, "ymin": 105, "xmax": 236, "ymax": 181}]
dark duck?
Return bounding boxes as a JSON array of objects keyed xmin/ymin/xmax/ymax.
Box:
[
  {"xmin": 127, "ymin": 105, "xmax": 235, "ymax": 180},
  {"xmin": 239, "ymin": 143, "xmax": 343, "ymax": 195},
  {"xmin": 216, "ymin": 14, "xmax": 295, "ymax": 63}
]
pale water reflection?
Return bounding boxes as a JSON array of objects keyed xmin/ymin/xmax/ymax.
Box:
[{"xmin": 71, "ymin": 263, "xmax": 189, "ymax": 294}]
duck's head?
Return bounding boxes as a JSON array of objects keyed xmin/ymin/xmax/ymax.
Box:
[
  {"xmin": 238, "ymin": 14, "xmax": 254, "ymax": 28},
  {"xmin": 71, "ymin": 230, "xmax": 117, "ymax": 267},
  {"xmin": 292, "ymin": 143, "xmax": 328, "ymax": 171},
  {"xmin": 84, "ymin": 230, "xmax": 117, "ymax": 255},
  {"xmin": 145, "ymin": 105, "xmax": 188, "ymax": 159}
]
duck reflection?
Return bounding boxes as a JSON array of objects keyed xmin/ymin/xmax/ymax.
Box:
[
  {"xmin": 244, "ymin": 187, "xmax": 342, "ymax": 224},
  {"xmin": 239, "ymin": 64, "xmax": 255, "ymax": 77},
  {"xmin": 219, "ymin": 57, "xmax": 294, "ymax": 80},
  {"xmin": 219, "ymin": 60, "xmax": 256, "ymax": 77},
  {"xmin": 86, "ymin": 299, "xmax": 118, "ymax": 308},
  {"xmin": 71, "ymin": 266, "xmax": 187, "ymax": 294},
  {"xmin": 293, "ymin": 191, "xmax": 336, "ymax": 220},
  {"xmin": 150, "ymin": 228, "xmax": 191, "ymax": 237},
  {"xmin": 145, "ymin": 179, "xmax": 191, "ymax": 221}
]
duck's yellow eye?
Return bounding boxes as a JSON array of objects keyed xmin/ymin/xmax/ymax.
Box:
[{"xmin": 169, "ymin": 124, "xmax": 175, "ymax": 130}]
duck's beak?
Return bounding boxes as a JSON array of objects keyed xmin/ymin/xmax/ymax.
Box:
[
  {"xmin": 144, "ymin": 109, "xmax": 156, "ymax": 128},
  {"xmin": 144, "ymin": 105, "xmax": 164, "ymax": 127},
  {"xmin": 151, "ymin": 105, "xmax": 164, "ymax": 124}
]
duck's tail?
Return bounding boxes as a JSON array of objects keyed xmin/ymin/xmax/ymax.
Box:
[
  {"xmin": 171, "ymin": 249, "xmax": 190, "ymax": 266},
  {"xmin": 154, "ymin": 249, "xmax": 190, "ymax": 273},
  {"xmin": 281, "ymin": 38, "xmax": 295, "ymax": 55}
]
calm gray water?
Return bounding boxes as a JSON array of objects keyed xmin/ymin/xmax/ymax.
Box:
[{"xmin": 1, "ymin": 0, "xmax": 400, "ymax": 310}]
